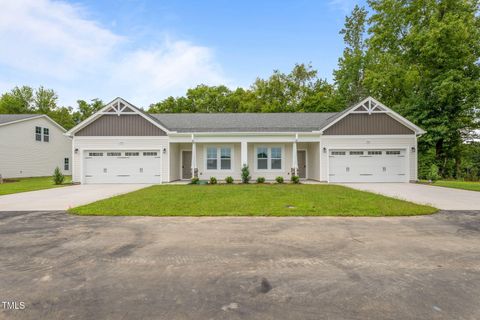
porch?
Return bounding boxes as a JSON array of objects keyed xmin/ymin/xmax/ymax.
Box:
[{"xmin": 168, "ymin": 139, "xmax": 320, "ymax": 182}]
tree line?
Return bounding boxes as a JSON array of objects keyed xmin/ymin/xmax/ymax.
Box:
[{"xmin": 0, "ymin": 0, "xmax": 479, "ymax": 179}]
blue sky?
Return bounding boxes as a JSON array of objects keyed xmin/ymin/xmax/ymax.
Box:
[{"xmin": 0, "ymin": 0, "xmax": 366, "ymax": 108}]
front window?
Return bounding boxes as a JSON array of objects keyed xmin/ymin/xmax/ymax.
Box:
[
  {"xmin": 35, "ymin": 126, "xmax": 42, "ymax": 141},
  {"xmin": 256, "ymin": 146, "xmax": 283, "ymax": 170},
  {"xmin": 206, "ymin": 146, "xmax": 232, "ymax": 170},
  {"xmin": 206, "ymin": 147, "xmax": 217, "ymax": 170},
  {"xmin": 220, "ymin": 148, "xmax": 231, "ymax": 170},
  {"xmin": 43, "ymin": 128, "xmax": 49, "ymax": 142},
  {"xmin": 64, "ymin": 158, "xmax": 69, "ymax": 171}
]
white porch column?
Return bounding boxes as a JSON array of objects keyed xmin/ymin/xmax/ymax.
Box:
[
  {"xmin": 292, "ymin": 133, "xmax": 298, "ymax": 176},
  {"xmin": 191, "ymin": 134, "xmax": 198, "ymax": 178},
  {"xmin": 241, "ymin": 141, "xmax": 248, "ymax": 167}
]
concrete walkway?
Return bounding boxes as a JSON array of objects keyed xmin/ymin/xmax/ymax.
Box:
[
  {"xmin": 0, "ymin": 184, "xmax": 150, "ymax": 211},
  {"xmin": 342, "ymin": 183, "xmax": 480, "ymax": 210}
]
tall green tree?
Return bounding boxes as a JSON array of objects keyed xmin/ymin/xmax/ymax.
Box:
[
  {"xmin": 365, "ymin": 0, "xmax": 480, "ymax": 177},
  {"xmin": 73, "ymin": 99, "xmax": 104, "ymax": 123},
  {"xmin": 0, "ymin": 86, "xmax": 34, "ymax": 113},
  {"xmin": 334, "ymin": 5, "xmax": 369, "ymax": 106}
]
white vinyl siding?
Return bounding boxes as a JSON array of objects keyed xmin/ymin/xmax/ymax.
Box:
[{"xmin": 0, "ymin": 117, "xmax": 71, "ymax": 178}]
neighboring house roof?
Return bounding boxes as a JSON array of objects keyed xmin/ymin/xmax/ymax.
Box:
[
  {"xmin": 150, "ymin": 113, "xmax": 338, "ymax": 133},
  {"xmin": 0, "ymin": 114, "xmax": 67, "ymax": 132},
  {"xmin": 0, "ymin": 114, "xmax": 41, "ymax": 125}
]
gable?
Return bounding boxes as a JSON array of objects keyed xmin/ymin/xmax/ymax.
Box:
[
  {"xmin": 76, "ymin": 114, "xmax": 166, "ymax": 136},
  {"xmin": 323, "ymin": 113, "xmax": 414, "ymax": 135}
]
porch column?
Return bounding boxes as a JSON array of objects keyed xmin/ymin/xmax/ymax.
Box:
[
  {"xmin": 241, "ymin": 141, "xmax": 248, "ymax": 167},
  {"xmin": 191, "ymin": 134, "xmax": 198, "ymax": 178},
  {"xmin": 292, "ymin": 133, "xmax": 298, "ymax": 176}
]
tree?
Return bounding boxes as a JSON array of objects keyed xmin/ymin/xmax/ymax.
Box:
[
  {"xmin": 334, "ymin": 5, "xmax": 369, "ymax": 106},
  {"xmin": 72, "ymin": 99, "xmax": 104, "ymax": 123},
  {"xmin": 365, "ymin": 0, "xmax": 480, "ymax": 177},
  {"xmin": 0, "ymin": 86, "xmax": 34, "ymax": 113}
]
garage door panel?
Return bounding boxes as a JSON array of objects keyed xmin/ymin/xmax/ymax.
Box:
[
  {"xmin": 329, "ymin": 149, "xmax": 407, "ymax": 183},
  {"xmin": 84, "ymin": 150, "xmax": 161, "ymax": 184}
]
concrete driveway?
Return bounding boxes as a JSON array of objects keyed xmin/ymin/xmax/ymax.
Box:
[
  {"xmin": 342, "ymin": 183, "xmax": 480, "ymax": 210},
  {"xmin": 1, "ymin": 211, "xmax": 479, "ymax": 320},
  {"xmin": 0, "ymin": 184, "xmax": 149, "ymax": 211}
]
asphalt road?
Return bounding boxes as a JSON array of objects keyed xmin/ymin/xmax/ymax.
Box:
[{"xmin": 1, "ymin": 211, "xmax": 479, "ymax": 320}]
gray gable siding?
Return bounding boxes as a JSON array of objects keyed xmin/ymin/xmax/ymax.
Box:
[
  {"xmin": 76, "ymin": 114, "xmax": 166, "ymax": 136},
  {"xmin": 323, "ymin": 113, "xmax": 414, "ymax": 135}
]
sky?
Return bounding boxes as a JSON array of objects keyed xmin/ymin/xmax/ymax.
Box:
[{"xmin": 0, "ymin": 0, "xmax": 366, "ymax": 109}]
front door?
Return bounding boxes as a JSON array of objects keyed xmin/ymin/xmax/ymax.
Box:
[
  {"xmin": 182, "ymin": 151, "xmax": 192, "ymax": 179},
  {"xmin": 297, "ymin": 150, "xmax": 306, "ymax": 179}
]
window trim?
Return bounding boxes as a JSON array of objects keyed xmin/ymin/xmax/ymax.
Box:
[
  {"xmin": 43, "ymin": 127, "xmax": 50, "ymax": 142},
  {"xmin": 64, "ymin": 158, "xmax": 70, "ymax": 171},
  {"xmin": 204, "ymin": 144, "xmax": 234, "ymax": 172},
  {"xmin": 254, "ymin": 144, "xmax": 285, "ymax": 172},
  {"xmin": 35, "ymin": 126, "xmax": 42, "ymax": 141}
]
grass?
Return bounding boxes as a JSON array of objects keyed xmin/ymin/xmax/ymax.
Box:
[
  {"xmin": 0, "ymin": 176, "xmax": 72, "ymax": 196},
  {"xmin": 69, "ymin": 184, "xmax": 437, "ymax": 217},
  {"xmin": 420, "ymin": 180, "xmax": 480, "ymax": 192}
]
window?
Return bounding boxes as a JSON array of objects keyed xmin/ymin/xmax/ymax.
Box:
[
  {"xmin": 43, "ymin": 128, "xmax": 49, "ymax": 142},
  {"xmin": 256, "ymin": 146, "xmax": 283, "ymax": 170},
  {"xmin": 107, "ymin": 152, "xmax": 121, "ymax": 156},
  {"xmin": 331, "ymin": 151, "xmax": 346, "ymax": 155},
  {"xmin": 271, "ymin": 147, "xmax": 282, "ymax": 169},
  {"xmin": 368, "ymin": 151, "xmax": 382, "ymax": 155},
  {"xmin": 386, "ymin": 150, "xmax": 401, "ymax": 155},
  {"xmin": 206, "ymin": 146, "xmax": 232, "ymax": 170},
  {"xmin": 64, "ymin": 158, "xmax": 69, "ymax": 171},
  {"xmin": 220, "ymin": 148, "xmax": 231, "ymax": 170},
  {"xmin": 206, "ymin": 147, "xmax": 217, "ymax": 170},
  {"xmin": 143, "ymin": 152, "xmax": 158, "ymax": 156},
  {"xmin": 125, "ymin": 152, "xmax": 139, "ymax": 156},
  {"xmin": 349, "ymin": 151, "xmax": 364, "ymax": 155},
  {"xmin": 88, "ymin": 152, "xmax": 103, "ymax": 156},
  {"xmin": 35, "ymin": 126, "xmax": 42, "ymax": 141},
  {"xmin": 257, "ymin": 147, "xmax": 268, "ymax": 170}
]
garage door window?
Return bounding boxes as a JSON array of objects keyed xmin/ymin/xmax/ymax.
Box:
[
  {"xmin": 89, "ymin": 152, "xmax": 103, "ymax": 156},
  {"xmin": 125, "ymin": 152, "xmax": 139, "ymax": 156},
  {"xmin": 368, "ymin": 151, "xmax": 382, "ymax": 155},
  {"xmin": 143, "ymin": 152, "xmax": 158, "ymax": 156},
  {"xmin": 386, "ymin": 151, "xmax": 401, "ymax": 155},
  {"xmin": 349, "ymin": 151, "xmax": 364, "ymax": 155},
  {"xmin": 331, "ymin": 151, "xmax": 346, "ymax": 156},
  {"xmin": 107, "ymin": 152, "xmax": 121, "ymax": 156}
]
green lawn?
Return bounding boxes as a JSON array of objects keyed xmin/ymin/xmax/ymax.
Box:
[
  {"xmin": 422, "ymin": 180, "xmax": 480, "ymax": 192},
  {"xmin": 70, "ymin": 184, "xmax": 437, "ymax": 217},
  {"xmin": 0, "ymin": 176, "xmax": 72, "ymax": 196}
]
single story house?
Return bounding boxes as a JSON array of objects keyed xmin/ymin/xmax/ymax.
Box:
[
  {"xmin": 0, "ymin": 114, "xmax": 72, "ymax": 178},
  {"xmin": 66, "ymin": 96, "xmax": 425, "ymax": 184}
]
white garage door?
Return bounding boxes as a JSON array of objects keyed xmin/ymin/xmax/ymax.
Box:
[
  {"xmin": 84, "ymin": 150, "xmax": 161, "ymax": 184},
  {"xmin": 329, "ymin": 149, "xmax": 407, "ymax": 183}
]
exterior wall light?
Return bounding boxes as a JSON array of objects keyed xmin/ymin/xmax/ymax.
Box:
[
  {"xmin": 74, "ymin": 148, "xmax": 79, "ymax": 154},
  {"xmin": 323, "ymin": 147, "xmax": 327, "ymax": 153},
  {"xmin": 411, "ymin": 147, "xmax": 416, "ymax": 153},
  {"xmin": 163, "ymin": 148, "xmax": 167, "ymax": 154}
]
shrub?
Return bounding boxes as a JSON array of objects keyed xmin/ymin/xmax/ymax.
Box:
[
  {"xmin": 53, "ymin": 167, "xmax": 65, "ymax": 185},
  {"xmin": 209, "ymin": 176, "xmax": 217, "ymax": 184},
  {"xmin": 275, "ymin": 176, "xmax": 284, "ymax": 184},
  {"xmin": 241, "ymin": 165, "xmax": 251, "ymax": 184},
  {"xmin": 256, "ymin": 177, "xmax": 265, "ymax": 183},
  {"xmin": 427, "ymin": 164, "xmax": 440, "ymax": 182},
  {"xmin": 291, "ymin": 175, "xmax": 300, "ymax": 184},
  {"xmin": 225, "ymin": 176, "xmax": 234, "ymax": 184},
  {"xmin": 190, "ymin": 177, "xmax": 199, "ymax": 185}
]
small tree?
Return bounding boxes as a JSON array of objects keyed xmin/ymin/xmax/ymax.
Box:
[
  {"xmin": 427, "ymin": 164, "xmax": 440, "ymax": 182},
  {"xmin": 53, "ymin": 166, "xmax": 65, "ymax": 185},
  {"xmin": 241, "ymin": 165, "xmax": 251, "ymax": 184}
]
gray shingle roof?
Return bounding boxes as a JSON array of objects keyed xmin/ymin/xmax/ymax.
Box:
[
  {"xmin": 0, "ymin": 114, "xmax": 40, "ymax": 125},
  {"xmin": 150, "ymin": 113, "xmax": 339, "ymax": 132}
]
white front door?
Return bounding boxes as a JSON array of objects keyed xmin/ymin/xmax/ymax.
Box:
[
  {"xmin": 329, "ymin": 149, "xmax": 407, "ymax": 182},
  {"xmin": 84, "ymin": 150, "xmax": 161, "ymax": 184}
]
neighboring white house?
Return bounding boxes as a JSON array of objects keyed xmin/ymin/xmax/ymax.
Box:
[
  {"xmin": 66, "ymin": 96, "xmax": 425, "ymax": 184},
  {"xmin": 0, "ymin": 115, "xmax": 72, "ymax": 178}
]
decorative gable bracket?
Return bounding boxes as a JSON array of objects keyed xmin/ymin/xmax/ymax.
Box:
[
  {"xmin": 351, "ymin": 97, "xmax": 389, "ymax": 115},
  {"xmin": 101, "ymin": 100, "xmax": 136, "ymax": 116}
]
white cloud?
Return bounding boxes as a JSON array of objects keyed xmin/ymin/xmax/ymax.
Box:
[{"xmin": 0, "ymin": 0, "xmax": 228, "ymax": 107}]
